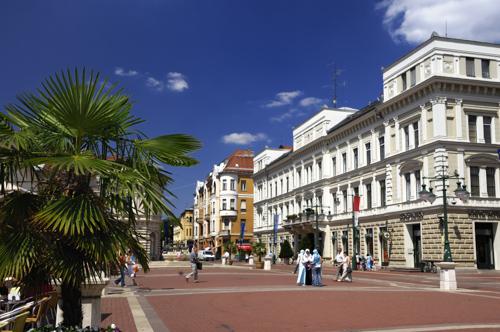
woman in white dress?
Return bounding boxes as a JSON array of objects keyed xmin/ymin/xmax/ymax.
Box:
[{"xmin": 296, "ymin": 249, "xmax": 306, "ymax": 286}]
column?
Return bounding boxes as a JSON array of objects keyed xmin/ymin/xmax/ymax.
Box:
[
  {"xmin": 420, "ymin": 105, "xmax": 428, "ymax": 142},
  {"xmin": 477, "ymin": 115, "xmax": 485, "ymax": 143},
  {"xmin": 394, "ymin": 117, "xmax": 400, "ymax": 152},
  {"xmin": 358, "ymin": 135, "xmax": 364, "ymax": 166},
  {"xmin": 396, "ymin": 164, "xmax": 402, "ymax": 202},
  {"xmin": 410, "ymin": 172, "xmax": 417, "ymax": 201},
  {"xmin": 455, "ymin": 99, "xmax": 463, "ymax": 139},
  {"xmin": 479, "ymin": 167, "xmax": 488, "ymax": 198},
  {"xmin": 384, "ymin": 120, "xmax": 391, "ymax": 157},
  {"xmin": 371, "ymin": 129, "xmax": 377, "ymax": 163},
  {"xmin": 409, "ymin": 122, "xmax": 415, "ymax": 149},
  {"xmin": 431, "ymin": 97, "xmax": 447, "ymax": 138},
  {"xmin": 323, "ymin": 225, "xmax": 332, "ymax": 259},
  {"xmin": 423, "ymin": 156, "xmax": 429, "ymax": 187}
]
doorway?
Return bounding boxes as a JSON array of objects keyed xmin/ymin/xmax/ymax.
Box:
[
  {"xmin": 475, "ymin": 223, "xmax": 495, "ymax": 269},
  {"xmin": 412, "ymin": 224, "xmax": 421, "ymax": 268}
]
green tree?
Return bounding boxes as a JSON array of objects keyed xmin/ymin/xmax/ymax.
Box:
[
  {"xmin": 252, "ymin": 240, "xmax": 266, "ymax": 262},
  {"xmin": 279, "ymin": 239, "xmax": 294, "ymax": 259},
  {"xmin": 0, "ymin": 69, "xmax": 200, "ymax": 327}
]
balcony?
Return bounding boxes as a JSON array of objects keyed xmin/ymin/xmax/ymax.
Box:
[{"xmin": 220, "ymin": 209, "xmax": 237, "ymax": 217}]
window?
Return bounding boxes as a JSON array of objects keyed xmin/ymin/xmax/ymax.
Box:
[
  {"xmin": 380, "ymin": 180, "xmax": 386, "ymax": 207},
  {"xmin": 297, "ymin": 170, "xmax": 301, "ymax": 186},
  {"xmin": 317, "ymin": 161, "xmax": 322, "ymax": 180},
  {"xmin": 222, "ymin": 180, "xmax": 227, "ymax": 191},
  {"xmin": 230, "ymin": 179, "xmax": 235, "ymax": 190},
  {"xmin": 484, "ymin": 116, "xmax": 492, "ymax": 144},
  {"xmin": 212, "ymin": 202, "xmax": 215, "ymax": 214},
  {"xmin": 413, "ymin": 122, "xmax": 419, "ymax": 147},
  {"xmin": 241, "ymin": 180, "xmax": 247, "ymax": 192},
  {"xmin": 481, "ymin": 59, "xmax": 490, "ymax": 78},
  {"xmin": 332, "ymin": 193, "xmax": 337, "ymax": 214},
  {"xmin": 280, "ymin": 179, "xmax": 283, "ymax": 194},
  {"xmin": 343, "ymin": 190, "xmax": 348, "ymax": 212},
  {"xmin": 286, "ymin": 176, "xmax": 289, "ymax": 192},
  {"xmin": 470, "ymin": 166, "xmax": 480, "ymax": 196},
  {"xmin": 410, "ymin": 66, "xmax": 416, "ymax": 86},
  {"xmin": 404, "ymin": 125, "xmax": 410, "ymax": 150},
  {"xmin": 269, "ymin": 184, "xmax": 272, "ymax": 197},
  {"xmin": 366, "ymin": 183, "xmax": 372, "ymax": 209},
  {"xmin": 353, "ymin": 148, "xmax": 358, "ymax": 169},
  {"xmin": 332, "ymin": 157, "xmax": 337, "ymax": 176},
  {"xmin": 240, "ymin": 199, "xmax": 247, "ymax": 212},
  {"xmin": 405, "ymin": 173, "xmax": 411, "ymax": 202},
  {"xmin": 466, "ymin": 57, "xmax": 475, "ymax": 77},
  {"xmin": 353, "ymin": 186, "xmax": 359, "ymax": 196},
  {"xmin": 222, "ymin": 199, "xmax": 227, "ymax": 210},
  {"xmin": 365, "ymin": 143, "xmax": 371, "ymax": 165},
  {"xmin": 342, "ymin": 153, "xmax": 347, "ymax": 172},
  {"xmin": 487, "ymin": 167, "xmax": 496, "ymax": 197},
  {"xmin": 402, "ymin": 73, "xmax": 407, "ymax": 91},
  {"xmin": 230, "ymin": 199, "xmax": 235, "ymax": 210},
  {"xmin": 468, "ymin": 115, "xmax": 477, "ymax": 143},
  {"xmin": 379, "ymin": 136, "xmax": 385, "ymax": 161}
]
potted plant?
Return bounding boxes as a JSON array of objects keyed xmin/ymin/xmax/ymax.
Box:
[
  {"xmin": 279, "ymin": 239, "xmax": 294, "ymax": 264},
  {"xmin": 224, "ymin": 241, "xmax": 237, "ymax": 264},
  {"xmin": 252, "ymin": 240, "xmax": 266, "ymax": 269}
]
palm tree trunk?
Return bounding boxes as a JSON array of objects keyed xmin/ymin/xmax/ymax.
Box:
[{"xmin": 61, "ymin": 281, "xmax": 83, "ymax": 327}]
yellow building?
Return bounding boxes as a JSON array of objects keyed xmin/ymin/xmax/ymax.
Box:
[{"xmin": 173, "ymin": 209, "xmax": 194, "ymax": 249}]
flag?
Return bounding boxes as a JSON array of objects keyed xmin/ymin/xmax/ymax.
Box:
[
  {"xmin": 353, "ymin": 195, "xmax": 360, "ymax": 227},
  {"xmin": 273, "ymin": 214, "xmax": 279, "ymax": 245}
]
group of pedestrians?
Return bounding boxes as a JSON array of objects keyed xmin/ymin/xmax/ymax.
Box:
[
  {"xmin": 295, "ymin": 249, "xmax": 323, "ymax": 287},
  {"xmin": 114, "ymin": 249, "xmax": 139, "ymax": 287},
  {"xmin": 296, "ymin": 248, "xmax": 353, "ymax": 286}
]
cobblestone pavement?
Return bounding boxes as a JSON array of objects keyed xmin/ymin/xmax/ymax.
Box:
[{"xmin": 101, "ymin": 262, "xmax": 500, "ymax": 332}]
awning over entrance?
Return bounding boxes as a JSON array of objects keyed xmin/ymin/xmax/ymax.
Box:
[{"xmin": 237, "ymin": 244, "xmax": 252, "ymax": 251}]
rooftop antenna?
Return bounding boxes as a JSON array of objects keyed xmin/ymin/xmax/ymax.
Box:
[{"xmin": 445, "ymin": 19, "xmax": 448, "ymax": 37}]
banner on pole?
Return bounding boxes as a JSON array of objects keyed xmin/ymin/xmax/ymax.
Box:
[
  {"xmin": 240, "ymin": 220, "xmax": 246, "ymax": 241},
  {"xmin": 273, "ymin": 214, "xmax": 279, "ymax": 245},
  {"xmin": 353, "ymin": 195, "xmax": 360, "ymax": 227}
]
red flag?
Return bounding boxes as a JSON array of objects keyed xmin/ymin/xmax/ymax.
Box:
[{"xmin": 353, "ymin": 195, "xmax": 361, "ymax": 212}]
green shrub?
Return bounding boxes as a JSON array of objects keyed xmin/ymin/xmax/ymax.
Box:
[{"xmin": 279, "ymin": 239, "xmax": 294, "ymax": 259}]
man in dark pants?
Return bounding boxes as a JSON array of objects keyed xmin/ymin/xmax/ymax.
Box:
[{"xmin": 186, "ymin": 246, "xmax": 199, "ymax": 283}]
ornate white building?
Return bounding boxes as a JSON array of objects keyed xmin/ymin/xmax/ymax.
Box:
[{"xmin": 253, "ymin": 35, "xmax": 500, "ymax": 270}]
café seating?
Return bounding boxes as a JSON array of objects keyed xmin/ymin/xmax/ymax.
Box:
[{"xmin": 0, "ymin": 311, "xmax": 29, "ymax": 332}]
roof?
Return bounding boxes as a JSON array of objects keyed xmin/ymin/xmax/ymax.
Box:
[
  {"xmin": 327, "ymin": 101, "xmax": 380, "ymax": 135},
  {"xmin": 223, "ymin": 149, "xmax": 254, "ymax": 172},
  {"xmin": 383, "ymin": 35, "xmax": 500, "ymax": 73}
]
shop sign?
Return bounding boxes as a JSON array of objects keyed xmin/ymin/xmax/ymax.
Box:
[
  {"xmin": 468, "ymin": 210, "xmax": 500, "ymax": 220},
  {"xmin": 400, "ymin": 211, "xmax": 424, "ymax": 222}
]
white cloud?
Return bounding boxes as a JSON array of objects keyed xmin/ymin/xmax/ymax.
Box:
[
  {"xmin": 264, "ymin": 90, "xmax": 302, "ymax": 108},
  {"xmin": 114, "ymin": 67, "xmax": 138, "ymax": 77},
  {"xmin": 378, "ymin": 0, "xmax": 500, "ymax": 44},
  {"xmin": 167, "ymin": 72, "xmax": 189, "ymax": 92},
  {"xmin": 270, "ymin": 108, "xmax": 306, "ymax": 123},
  {"xmin": 221, "ymin": 132, "xmax": 269, "ymax": 145},
  {"xmin": 146, "ymin": 77, "xmax": 164, "ymax": 91},
  {"xmin": 299, "ymin": 97, "xmax": 323, "ymax": 107}
]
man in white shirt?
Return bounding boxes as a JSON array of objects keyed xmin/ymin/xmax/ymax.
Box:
[{"xmin": 334, "ymin": 248, "xmax": 344, "ymax": 281}]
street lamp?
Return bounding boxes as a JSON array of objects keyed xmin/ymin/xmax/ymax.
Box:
[
  {"xmin": 419, "ymin": 167, "xmax": 470, "ymax": 262},
  {"xmin": 303, "ymin": 198, "xmax": 329, "ymax": 252}
]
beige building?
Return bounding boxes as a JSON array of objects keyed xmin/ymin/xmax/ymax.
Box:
[
  {"xmin": 254, "ymin": 35, "xmax": 500, "ymax": 270},
  {"xmin": 193, "ymin": 150, "xmax": 254, "ymax": 257},
  {"xmin": 173, "ymin": 209, "xmax": 194, "ymax": 249}
]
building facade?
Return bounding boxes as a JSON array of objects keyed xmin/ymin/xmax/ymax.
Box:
[
  {"xmin": 253, "ymin": 35, "xmax": 500, "ymax": 270},
  {"xmin": 193, "ymin": 150, "xmax": 254, "ymax": 256},
  {"xmin": 173, "ymin": 209, "xmax": 194, "ymax": 249}
]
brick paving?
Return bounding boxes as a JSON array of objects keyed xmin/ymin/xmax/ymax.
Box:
[{"xmin": 101, "ymin": 264, "xmax": 500, "ymax": 332}]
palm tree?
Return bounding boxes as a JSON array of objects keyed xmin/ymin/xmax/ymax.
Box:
[{"xmin": 0, "ymin": 69, "xmax": 200, "ymax": 327}]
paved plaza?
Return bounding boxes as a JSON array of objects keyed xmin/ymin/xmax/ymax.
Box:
[{"xmin": 100, "ymin": 263, "xmax": 500, "ymax": 332}]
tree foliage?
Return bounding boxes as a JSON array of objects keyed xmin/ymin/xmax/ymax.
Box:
[
  {"xmin": 279, "ymin": 239, "xmax": 294, "ymax": 259},
  {"xmin": 0, "ymin": 69, "xmax": 200, "ymax": 326}
]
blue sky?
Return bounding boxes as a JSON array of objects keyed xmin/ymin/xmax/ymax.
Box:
[{"xmin": 1, "ymin": 0, "xmax": 499, "ymax": 215}]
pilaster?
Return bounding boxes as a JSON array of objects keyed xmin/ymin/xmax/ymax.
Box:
[
  {"xmin": 455, "ymin": 99, "xmax": 463, "ymax": 139},
  {"xmin": 431, "ymin": 97, "xmax": 447, "ymax": 138}
]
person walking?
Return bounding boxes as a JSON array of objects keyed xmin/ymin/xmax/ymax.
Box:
[
  {"xmin": 127, "ymin": 249, "xmax": 138, "ymax": 286},
  {"xmin": 334, "ymin": 248, "xmax": 344, "ymax": 281},
  {"xmin": 185, "ymin": 246, "xmax": 200, "ymax": 283},
  {"xmin": 311, "ymin": 249, "xmax": 322, "ymax": 287},
  {"xmin": 339, "ymin": 251, "xmax": 352, "ymax": 282},
  {"xmin": 296, "ymin": 250, "xmax": 306, "ymax": 286},
  {"xmin": 114, "ymin": 251, "xmax": 127, "ymax": 287}
]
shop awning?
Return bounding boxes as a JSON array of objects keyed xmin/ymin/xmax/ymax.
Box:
[{"xmin": 237, "ymin": 244, "xmax": 252, "ymax": 251}]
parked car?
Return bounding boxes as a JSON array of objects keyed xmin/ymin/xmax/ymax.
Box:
[{"xmin": 198, "ymin": 249, "xmax": 215, "ymax": 261}]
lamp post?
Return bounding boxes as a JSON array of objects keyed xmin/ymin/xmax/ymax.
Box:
[
  {"xmin": 303, "ymin": 198, "xmax": 329, "ymax": 252},
  {"xmin": 418, "ymin": 167, "xmax": 470, "ymax": 262}
]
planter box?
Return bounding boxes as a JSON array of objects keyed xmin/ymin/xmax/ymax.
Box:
[{"xmin": 255, "ymin": 261, "xmax": 264, "ymax": 269}]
